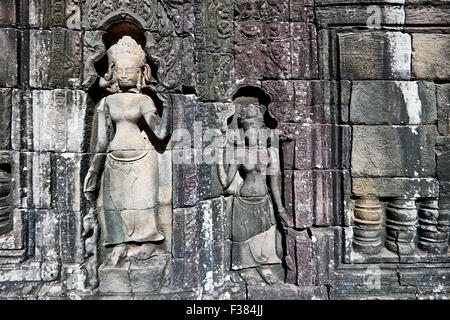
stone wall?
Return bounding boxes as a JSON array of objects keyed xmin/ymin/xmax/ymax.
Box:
[{"xmin": 0, "ymin": 0, "xmax": 448, "ymax": 299}]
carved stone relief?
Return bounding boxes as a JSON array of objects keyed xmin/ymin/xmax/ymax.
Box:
[
  {"xmin": 216, "ymin": 90, "xmax": 288, "ymax": 285},
  {"xmin": 83, "ymin": 36, "xmax": 172, "ymax": 288}
]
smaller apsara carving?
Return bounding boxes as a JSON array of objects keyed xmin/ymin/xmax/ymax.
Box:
[{"xmin": 217, "ymin": 95, "xmax": 288, "ymax": 284}]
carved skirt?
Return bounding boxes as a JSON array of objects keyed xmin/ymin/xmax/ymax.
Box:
[
  {"xmin": 101, "ymin": 150, "xmax": 159, "ymax": 245},
  {"xmin": 231, "ymin": 194, "xmax": 282, "ymax": 270}
]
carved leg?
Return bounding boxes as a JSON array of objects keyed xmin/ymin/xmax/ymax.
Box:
[
  {"xmin": 256, "ymin": 265, "xmax": 279, "ymax": 285},
  {"xmin": 105, "ymin": 243, "xmax": 128, "ymax": 266},
  {"xmin": 127, "ymin": 242, "xmax": 161, "ymax": 261}
]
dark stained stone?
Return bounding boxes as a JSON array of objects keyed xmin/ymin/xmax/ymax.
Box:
[
  {"xmin": 316, "ymin": 5, "xmax": 404, "ymax": 28},
  {"xmin": 437, "ymin": 84, "xmax": 450, "ymax": 136},
  {"xmin": 0, "ymin": 29, "xmax": 18, "ymax": 87},
  {"xmin": 0, "ymin": 89, "xmax": 12, "ymax": 150},
  {"xmin": 29, "ymin": 29, "xmax": 82, "ymax": 88},
  {"xmin": 436, "ymin": 136, "xmax": 450, "ymax": 181},
  {"xmin": 0, "ymin": 0, "xmax": 16, "ymax": 26}
]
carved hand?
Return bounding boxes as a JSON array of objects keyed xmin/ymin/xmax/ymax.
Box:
[
  {"xmin": 83, "ymin": 170, "xmax": 99, "ymax": 206},
  {"xmin": 277, "ymin": 207, "xmax": 289, "ymax": 229},
  {"xmin": 82, "ymin": 208, "xmax": 98, "ymax": 238}
]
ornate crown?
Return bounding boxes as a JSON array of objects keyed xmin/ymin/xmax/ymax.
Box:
[
  {"xmin": 107, "ymin": 36, "xmax": 146, "ymax": 66},
  {"xmin": 235, "ymin": 96, "xmax": 262, "ymax": 124}
]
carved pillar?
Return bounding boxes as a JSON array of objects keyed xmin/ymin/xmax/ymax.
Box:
[
  {"xmin": 0, "ymin": 154, "xmax": 12, "ymax": 236},
  {"xmin": 385, "ymin": 199, "xmax": 417, "ymax": 255},
  {"xmin": 352, "ymin": 195, "xmax": 382, "ymax": 254},
  {"xmin": 418, "ymin": 199, "xmax": 449, "ymax": 254}
]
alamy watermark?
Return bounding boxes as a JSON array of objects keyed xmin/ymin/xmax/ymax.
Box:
[
  {"xmin": 171, "ymin": 122, "xmax": 281, "ymax": 175},
  {"xmin": 367, "ymin": 5, "xmax": 382, "ymax": 29},
  {"xmin": 364, "ymin": 265, "xmax": 381, "ymax": 290}
]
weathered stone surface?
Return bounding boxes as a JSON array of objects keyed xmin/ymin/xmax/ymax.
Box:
[
  {"xmin": 129, "ymin": 255, "xmax": 170, "ymax": 294},
  {"xmin": 82, "ymin": 0, "xmax": 176, "ymax": 31},
  {"xmin": 98, "ymin": 262, "xmax": 131, "ymax": 294},
  {"xmin": 0, "ymin": 29, "xmax": 18, "ymax": 87},
  {"xmin": 0, "ymin": 89, "xmax": 12, "ymax": 150},
  {"xmin": 61, "ymin": 264, "xmax": 87, "ymax": 292},
  {"xmin": 10, "ymin": 152, "xmax": 52, "ymax": 209},
  {"xmin": 29, "ymin": 29, "xmax": 82, "ymax": 88},
  {"xmin": 352, "ymin": 177, "xmax": 439, "ymax": 198},
  {"xmin": 439, "ymin": 182, "xmax": 450, "ymax": 209},
  {"xmin": 436, "ymin": 136, "xmax": 450, "ymax": 181},
  {"xmin": 0, "ymin": 262, "xmax": 42, "ymax": 282},
  {"xmin": 235, "ymin": 0, "xmax": 290, "ymax": 21},
  {"xmin": 29, "ymin": 90, "xmax": 87, "ymax": 152},
  {"xmin": 317, "ymin": 5, "xmax": 405, "ymax": 28},
  {"xmin": 0, "ymin": 0, "xmax": 16, "ymax": 26},
  {"xmin": 54, "ymin": 153, "xmax": 85, "ymax": 212},
  {"xmin": 145, "ymin": 34, "xmax": 183, "ymax": 92},
  {"xmin": 195, "ymin": 0, "xmax": 234, "ymax": 53},
  {"xmin": 350, "ymin": 81, "xmax": 437, "ymax": 125},
  {"xmin": 234, "ymin": 21, "xmax": 294, "ymax": 80},
  {"xmin": 235, "ymin": 21, "xmax": 316, "ymax": 80},
  {"xmin": 34, "ymin": 210, "xmax": 61, "ymax": 281},
  {"xmin": 311, "ymin": 228, "xmax": 332, "ymax": 286},
  {"xmin": 262, "ymin": 80, "xmax": 295, "ymax": 102},
  {"xmin": 318, "ymin": 29, "xmax": 338, "ymax": 80},
  {"xmin": 412, "ymin": 33, "xmax": 450, "ymax": 80},
  {"xmin": 197, "ymin": 52, "xmax": 234, "ymax": 101},
  {"xmin": 182, "ymin": 36, "xmax": 197, "ymax": 90},
  {"xmin": 278, "ymin": 124, "xmax": 350, "ymax": 170},
  {"xmin": 351, "ymin": 125, "xmax": 436, "ymax": 177},
  {"xmin": 437, "ymin": 83, "xmax": 450, "ymax": 135},
  {"xmin": 293, "ymin": 170, "xmax": 345, "ymax": 228},
  {"xmin": 29, "ymin": 0, "xmax": 81, "ymax": 29},
  {"xmin": 406, "ymin": 5, "xmax": 450, "ymax": 25},
  {"xmin": 60, "ymin": 211, "xmax": 84, "ymax": 264},
  {"xmin": 339, "ymin": 32, "xmax": 411, "ymax": 80},
  {"xmin": 316, "ymin": 0, "xmax": 405, "ymax": 4},
  {"xmin": 291, "ymin": 23, "xmax": 318, "ymax": 79},
  {"xmin": 173, "ymin": 155, "xmax": 198, "ymax": 208},
  {"xmin": 290, "ymin": 0, "xmax": 314, "ymax": 22},
  {"xmin": 234, "ymin": 21, "xmax": 266, "ymax": 80},
  {"xmin": 263, "ymin": 22, "xmax": 292, "ymax": 79},
  {"xmin": 0, "ymin": 208, "xmax": 24, "ymax": 252},
  {"xmin": 11, "ymin": 90, "xmax": 33, "ymax": 151},
  {"xmin": 294, "ymin": 230, "xmax": 314, "ymax": 285}
]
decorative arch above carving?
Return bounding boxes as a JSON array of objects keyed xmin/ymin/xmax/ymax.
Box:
[{"xmin": 82, "ymin": 1, "xmax": 186, "ymax": 92}]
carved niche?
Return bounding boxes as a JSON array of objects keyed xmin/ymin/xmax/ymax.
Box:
[{"xmin": 216, "ymin": 86, "xmax": 289, "ymax": 285}]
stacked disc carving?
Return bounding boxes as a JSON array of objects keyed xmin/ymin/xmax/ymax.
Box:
[
  {"xmin": 0, "ymin": 155, "xmax": 13, "ymax": 236},
  {"xmin": 418, "ymin": 200, "xmax": 449, "ymax": 254},
  {"xmin": 352, "ymin": 196, "xmax": 383, "ymax": 254},
  {"xmin": 385, "ymin": 199, "xmax": 417, "ymax": 255}
]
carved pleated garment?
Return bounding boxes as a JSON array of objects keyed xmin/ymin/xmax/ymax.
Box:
[
  {"xmin": 101, "ymin": 149, "xmax": 160, "ymax": 245},
  {"xmin": 231, "ymin": 193, "xmax": 282, "ymax": 270}
]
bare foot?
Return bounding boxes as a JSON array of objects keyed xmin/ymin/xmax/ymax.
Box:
[
  {"xmin": 128, "ymin": 243, "xmax": 160, "ymax": 260},
  {"xmin": 105, "ymin": 244, "xmax": 127, "ymax": 266},
  {"xmin": 237, "ymin": 268, "xmax": 260, "ymax": 286},
  {"xmin": 256, "ymin": 266, "xmax": 279, "ymax": 285}
]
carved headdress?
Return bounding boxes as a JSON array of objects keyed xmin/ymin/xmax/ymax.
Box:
[
  {"xmin": 107, "ymin": 36, "xmax": 146, "ymax": 67},
  {"xmin": 101, "ymin": 36, "xmax": 151, "ymax": 92},
  {"xmin": 235, "ymin": 96, "xmax": 264, "ymax": 129}
]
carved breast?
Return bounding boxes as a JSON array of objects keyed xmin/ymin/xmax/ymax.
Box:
[{"xmin": 107, "ymin": 93, "xmax": 144, "ymax": 124}]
